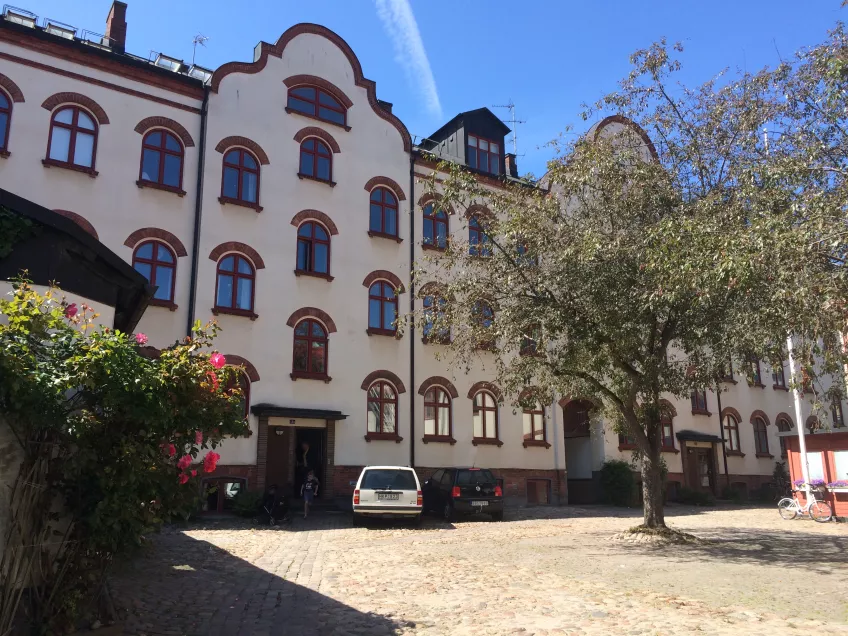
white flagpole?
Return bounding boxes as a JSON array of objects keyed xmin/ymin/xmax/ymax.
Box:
[{"xmin": 787, "ymin": 335, "xmax": 811, "ymax": 491}]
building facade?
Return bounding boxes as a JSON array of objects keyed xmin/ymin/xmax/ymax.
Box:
[{"xmin": 1, "ymin": 2, "xmax": 840, "ymax": 509}]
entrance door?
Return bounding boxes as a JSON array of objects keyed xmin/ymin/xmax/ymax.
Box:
[
  {"xmin": 294, "ymin": 428, "xmax": 325, "ymax": 499},
  {"xmin": 687, "ymin": 447, "xmax": 715, "ymax": 493},
  {"xmin": 266, "ymin": 426, "xmax": 292, "ymax": 494}
]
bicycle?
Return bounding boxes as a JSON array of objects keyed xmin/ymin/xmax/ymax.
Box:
[{"xmin": 777, "ymin": 489, "xmax": 833, "ymax": 523}]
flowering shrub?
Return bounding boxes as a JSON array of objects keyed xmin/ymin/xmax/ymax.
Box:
[
  {"xmin": 0, "ymin": 281, "xmax": 249, "ymax": 632},
  {"xmin": 809, "ymin": 479, "xmax": 827, "ymax": 487},
  {"xmin": 793, "ymin": 479, "xmax": 806, "ymax": 487}
]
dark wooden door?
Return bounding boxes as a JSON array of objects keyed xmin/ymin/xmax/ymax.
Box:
[
  {"xmin": 266, "ymin": 426, "xmax": 291, "ymax": 495},
  {"xmin": 686, "ymin": 447, "xmax": 714, "ymax": 493}
]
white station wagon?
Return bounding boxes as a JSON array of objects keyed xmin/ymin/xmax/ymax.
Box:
[{"xmin": 352, "ymin": 465, "xmax": 422, "ymax": 525}]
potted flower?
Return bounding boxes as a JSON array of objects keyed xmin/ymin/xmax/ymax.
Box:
[
  {"xmin": 809, "ymin": 479, "xmax": 827, "ymax": 491},
  {"xmin": 826, "ymin": 480, "xmax": 848, "ymax": 493},
  {"xmin": 792, "ymin": 479, "xmax": 806, "ymax": 491}
]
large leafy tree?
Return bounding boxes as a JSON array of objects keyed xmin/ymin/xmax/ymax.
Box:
[{"xmin": 413, "ymin": 36, "xmax": 841, "ymax": 529}]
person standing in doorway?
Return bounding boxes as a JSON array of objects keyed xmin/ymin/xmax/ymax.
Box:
[
  {"xmin": 296, "ymin": 441, "xmax": 311, "ymax": 497},
  {"xmin": 301, "ymin": 470, "xmax": 319, "ymax": 519}
]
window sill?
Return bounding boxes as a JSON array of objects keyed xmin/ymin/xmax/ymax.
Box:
[
  {"xmin": 297, "ymin": 173, "xmax": 336, "ymax": 187},
  {"xmin": 148, "ymin": 298, "xmax": 178, "ymax": 311},
  {"xmin": 137, "ymin": 179, "xmax": 186, "ymax": 197},
  {"xmin": 755, "ymin": 452, "xmax": 774, "ymax": 459},
  {"xmin": 285, "ymin": 107, "xmax": 351, "ymax": 131},
  {"xmin": 421, "ymin": 243, "xmax": 447, "ymax": 253},
  {"xmin": 748, "ymin": 382, "xmax": 766, "ymax": 389},
  {"xmin": 42, "ymin": 158, "xmax": 98, "ymax": 177},
  {"xmin": 691, "ymin": 409, "xmax": 712, "ymax": 416},
  {"xmin": 211, "ymin": 307, "xmax": 258, "ymax": 321},
  {"xmin": 294, "ymin": 269, "xmax": 334, "ymax": 281},
  {"xmin": 368, "ymin": 230, "xmax": 403, "ymax": 243},
  {"xmin": 290, "ymin": 371, "xmax": 332, "ymax": 383},
  {"xmin": 772, "ymin": 385, "xmax": 789, "ymax": 391},
  {"xmin": 522, "ymin": 439, "xmax": 551, "ymax": 449},
  {"xmin": 662, "ymin": 447, "xmax": 680, "ymax": 454},
  {"xmin": 218, "ymin": 196, "xmax": 263, "ymax": 212},
  {"xmin": 472, "ymin": 437, "xmax": 503, "ymax": 447},
  {"xmin": 364, "ymin": 432, "xmax": 403, "ymax": 443},
  {"xmin": 725, "ymin": 450, "xmax": 745, "ymax": 457},
  {"xmin": 422, "ymin": 435, "xmax": 456, "ymax": 445},
  {"xmin": 366, "ymin": 327, "xmax": 399, "ymax": 338},
  {"xmin": 0, "ymin": 150, "xmax": 9, "ymax": 158}
]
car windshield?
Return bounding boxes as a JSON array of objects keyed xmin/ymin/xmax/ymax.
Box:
[
  {"xmin": 361, "ymin": 469, "xmax": 417, "ymax": 491},
  {"xmin": 456, "ymin": 469, "xmax": 496, "ymax": 485}
]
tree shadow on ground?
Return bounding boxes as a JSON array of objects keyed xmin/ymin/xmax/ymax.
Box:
[
  {"xmin": 109, "ymin": 530, "xmax": 402, "ymax": 636},
  {"xmin": 500, "ymin": 502, "xmax": 737, "ymax": 523}
]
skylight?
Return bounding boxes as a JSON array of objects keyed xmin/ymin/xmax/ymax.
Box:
[
  {"xmin": 44, "ymin": 19, "xmax": 76, "ymax": 40},
  {"xmin": 154, "ymin": 53, "xmax": 183, "ymax": 72},
  {"xmin": 3, "ymin": 6, "xmax": 37, "ymax": 28}
]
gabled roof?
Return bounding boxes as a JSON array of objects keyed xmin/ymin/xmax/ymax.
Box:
[{"xmin": 425, "ymin": 107, "xmax": 511, "ymax": 143}]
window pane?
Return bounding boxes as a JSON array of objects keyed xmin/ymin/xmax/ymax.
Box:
[
  {"xmin": 314, "ymin": 225, "xmax": 328, "ymax": 240},
  {"xmin": 145, "ymin": 131, "xmax": 162, "ymax": 147},
  {"xmin": 479, "ymin": 152, "xmax": 488, "ymax": 173},
  {"xmin": 834, "ymin": 451, "xmax": 848, "ymax": 481},
  {"xmin": 436, "ymin": 221, "xmax": 447, "ymax": 247},
  {"xmin": 523, "ymin": 412, "xmax": 532, "ymax": 438},
  {"xmin": 0, "ymin": 93, "xmax": 9, "ymax": 108},
  {"xmin": 156, "ymin": 244, "xmax": 173, "ymax": 263},
  {"xmin": 164, "ymin": 134, "xmax": 180, "ymax": 151},
  {"xmin": 367, "ymin": 400, "xmax": 380, "ymax": 432},
  {"xmin": 317, "ymin": 156, "xmax": 331, "ymax": 181},
  {"xmin": 293, "ymin": 339, "xmax": 308, "ymax": 371},
  {"xmin": 219, "ymin": 256, "xmax": 234, "ymax": 272},
  {"xmin": 383, "ymin": 300, "xmax": 396, "ymax": 330},
  {"xmin": 318, "ymin": 107, "xmax": 345, "ymax": 124},
  {"xmin": 242, "ymin": 171, "xmax": 257, "ymax": 202},
  {"xmin": 140, "ymin": 149, "xmax": 160, "ymax": 181},
  {"xmin": 298, "ymin": 223, "xmax": 313, "ymax": 237},
  {"xmin": 318, "ymin": 91, "xmax": 340, "ymax": 107},
  {"xmin": 223, "ymin": 166, "xmax": 239, "ymax": 198},
  {"xmin": 243, "ymin": 154, "xmax": 257, "ymax": 170},
  {"xmin": 424, "ymin": 389, "xmax": 434, "ymax": 402},
  {"xmin": 370, "ymin": 203, "xmax": 383, "ymax": 231},
  {"xmin": 292, "ymin": 86, "xmax": 316, "ymax": 99},
  {"xmin": 490, "ymin": 156, "xmax": 500, "ymax": 175},
  {"xmin": 77, "ymin": 111, "xmax": 95, "ymax": 130},
  {"xmin": 369, "ymin": 299, "xmax": 381, "ymax": 328},
  {"xmin": 313, "ymin": 243, "xmax": 328, "ymax": 273},
  {"xmin": 154, "ymin": 265, "xmax": 173, "ymax": 300},
  {"xmin": 224, "ymin": 150, "xmax": 240, "ymax": 164},
  {"xmin": 383, "ymin": 383, "xmax": 395, "ymax": 399},
  {"xmin": 473, "ymin": 411, "xmax": 483, "ymax": 438},
  {"xmin": 236, "ymin": 277, "xmax": 252, "ymax": 310},
  {"xmin": 468, "ymin": 136, "xmax": 477, "ymax": 147},
  {"xmin": 424, "ymin": 407, "xmax": 435, "ymax": 435},
  {"xmin": 385, "ymin": 192, "xmax": 396, "ymax": 206},
  {"xmin": 288, "ymin": 96, "xmax": 314, "ymax": 114},
  {"xmin": 467, "ymin": 149, "xmax": 477, "ymax": 169},
  {"xmin": 310, "ymin": 342, "xmax": 326, "ymax": 373},
  {"xmin": 294, "ymin": 322, "xmax": 309, "ymax": 336},
  {"xmin": 311, "ymin": 322, "xmax": 325, "ymax": 337},
  {"xmin": 54, "ymin": 108, "xmax": 74, "ymax": 125},
  {"xmin": 479, "ymin": 140, "xmax": 488, "ymax": 151},
  {"xmin": 385, "ymin": 209, "xmax": 397, "ymax": 236},
  {"xmin": 163, "ymin": 154, "xmax": 182, "ymax": 187},
  {"xmin": 135, "ymin": 242, "xmax": 154, "ymax": 259},
  {"xmin": 303, "ymin": 139, "xmax": 315, "ymax": 151},
  {"xmin": 300, "ymin": 151, "xmax": 313, "ymax": 176},
  {"xmin": 0, "ymin": 113, "xmax": 7, "ymax": 148},
  {"xmin": 73, "ymin": 132, "xmax": 94, "ymax": 167},
  {"xmin": 134, "ymin": 261, "xmax": 152, "ymax": 280},
  {"xmin": 296, "ymin": 241, "xmax": 309, "ymax": 271},
  {"xmin": 237, "ymin": 258, "xmax": 252, "ymax": 274},
  {"xmin": 216, "ymin": 274, "xmax": 233, "ymax": 307},
  {"xmin": 383, "ymin": 403, "xmax": 396, "ymax": 433},
  {"xmin": 49, "ymin": 127, "xmax": 71, "ymax": 161},
  {"xmin": 808, "ymin": 452, "xmax": 825, "ymax": 481},
  {"xmin": 491, "ymin": 143, "xmax": 499, "ymax": 154},
  {"xmin": 438, "ymin": 407, "xmax": 450, "ymax": 436},
  {"xmin": 423, "ymin": 218, "xmax": 433, "ymax": 243}
]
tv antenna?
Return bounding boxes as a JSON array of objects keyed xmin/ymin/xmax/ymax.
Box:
[
  {"xmin": 192, "ymin": 33, "xmax": 209, "ymax": 65},
  {"xmin": 492, "ymin": 100, "xmax": 526, "ymax": 155}
]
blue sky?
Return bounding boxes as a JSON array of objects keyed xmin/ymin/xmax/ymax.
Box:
[{"xmin": 18, "ymin": 0, "xmax": 847, "ymax": 176}]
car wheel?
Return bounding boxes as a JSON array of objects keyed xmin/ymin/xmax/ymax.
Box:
[
  {"xmin": 351, "ymin": 514, "xmax": 361, "ymax": 527},
  {"xmin": 490, "ymin": 511, "xmax": 504, "ymax": 522},
  {"xmin": 412, "ymin": 513, "xmax": 423, "ymax": 527},
  {"xmin": 443, "ymin": 502, "xmax": 455, "ymax": 522}
]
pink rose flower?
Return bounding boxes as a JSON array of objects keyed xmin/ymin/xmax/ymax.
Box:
[
  {"xmin": 178, "ymin": 473, "xmax": 189, "ymax": 485},
  {"xmin": 177, "ymin": 455, "xmax": 192, "ymax": 471},
  {"xmin": 160, "ymin": 443, "xmax": 176, "ymax": 457},
  {"xmin": 135, "ymin": 333, "xmax": 148, "ymax": 345},
  {"xmin": 209, "ymin": 353, "xmax": 226, "ymax": 369},
  {"xmin": 203, "ymin": 451, "xmax": 221, "ymax": 474},
  {"xmin": 195, "ymin": 430, "xmax": 203, "ymax": 445},
  {"xmin": 64, "ymin": 303, "xmax": 78, "ymax": 318},
  {"xmin": 191, "ymin": 469, "xmax": 197, "ymax": 477}
]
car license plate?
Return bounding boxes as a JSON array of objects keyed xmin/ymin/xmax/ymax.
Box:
[
  {"xmin": 377, "ymin": 493, "xmax": 400, "ymax": 501},
  {"xmin": 472, "ymin": 500, "xmax": 488, "ymax": 506}
]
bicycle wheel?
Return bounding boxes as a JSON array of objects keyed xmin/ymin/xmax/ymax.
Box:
[
  {"xmin": 810, "ymin": 501, "xmax": 833, "ymax": 523},
  {"xmin": 778, "ymin": 498, "xmax": 797, "ymax": 520}
]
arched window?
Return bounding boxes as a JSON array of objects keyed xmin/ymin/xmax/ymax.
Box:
[
  {"xmin": 472, "ymin": 300, "xmax": 495, "ymax": 349},
  {"xmin": 46, "ymin": 106, "xmax": 97, "ymax": 169},
  {"xmin": 215, "ymin": 254, "xmax": 255, "ymax": 314},
  {"xmin": 422, "ymin": 292, "xmax": 449, "ymax": 344},
  {"xmin": 299, "ymin": 138, "xmax": 332, "ymax": 182},
  {"xmin": 776, "ymin": 417, "xmax": 791, "ymax": 457},
  {"xmin": 690, "ymin": 389, "xmax": 708, "ymax": 414},
  {"xmin": 132, "ymin": 241, "xmax": 176, "ymax": 303},
  {"xmin": 221, "ymin": 149, "xmax": 259, "ymax": 204},
  {"xmin": 292, "ymin": 319, "xmax": 328, "ymax": 378},
  {"xmin": 753, "ymin": 416, "xmax": 769, "ymax": 455},
  {"xmin": 139, "ymin": 130, "xmax": 184, "ymax": 190},
  {"xmin": 523, "ymin": 402, "xmax": 545, "ymax": 442},
  {"xmin": 472, "ymin": 391, "xmax": 498, "ymax": 441},
  {"xmin": 469, "ymin": 216, "xmax": 492, "ymax": 256},
  {"xmin": 422, "ymin": 203, "xmax": 448, "ymax": 250},
  {"xmin": 367, "ymin": 380, "xmax": 397, "ymax": 435},
  {"xmin": 661, "ymin": 411, "xmax": 675, "ymax": 450},
  {"xmin": 296, "ymin": 222, "xmax": 331, "ymax": 277},
  {"xmin": 369, "ymin": 187, "xmax": 398, "ymax": 238},
  {"xmin": 0, "ymin": 91, "xmax": 11, "ymax": 153},
  {"xmin": 226, "ymin": 369, "xmax": 251, "ymax": 419},
  {"xmin": 563, "ymin": 400, "xmax": 591, "ymax": 438},
  {"xmin": 423, "ymin": 387, "xmax": 451, "ymax": 438},
  {"xmin": 368, "ymin": 281, "xmax": 398, "ymax": 335},
  {"xmin": 723, "ymin": 413, "xmax": 741, "ymax": 452},
  {"xmin": 287, "ymin": 85, "xmax": 347, "ymax": 126}
]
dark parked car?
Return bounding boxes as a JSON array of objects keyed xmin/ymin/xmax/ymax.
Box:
[{"xmin": 422, "ymin": 468, "xmax": 503, "ymax": 521}]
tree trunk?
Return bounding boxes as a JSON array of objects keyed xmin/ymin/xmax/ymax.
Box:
[{"xmin": 640, "ymin": 449, "xmax": 666, "ymax": 528}]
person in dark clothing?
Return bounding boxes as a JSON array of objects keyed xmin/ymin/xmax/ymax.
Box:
[
  {"xmin": 258, "ymin": 484, "xmax": 288, "ymax": 525},
  {"xmin": 300, "ymin": 470, "xmax": 319, "ymax": 519}
]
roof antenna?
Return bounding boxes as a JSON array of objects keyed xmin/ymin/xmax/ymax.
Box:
[
  {"xmin": 192, "ymin": 33, "xmax": 209, "ymax": 65},
  {"xmin": 492, "ymin": 100, "xmax": 526, "ymax": 156}
]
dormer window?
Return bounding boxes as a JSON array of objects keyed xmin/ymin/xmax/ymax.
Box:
[
  {"xmin": 467, "ymin": 135, "xmax": 500, "ymax": 175},
  {"xmin": 287, "ymin": 86, "xmax": 347, "ymax": 127}
]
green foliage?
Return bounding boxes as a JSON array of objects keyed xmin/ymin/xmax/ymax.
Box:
[
  {"xmin": 0, "ymin": 206, "xmax": 37, "ymax": 258},
  {"xmin": 232, "ymin": 490, "xmax": 264, "ymax": 518},
  {"xmin": 720, "ymin": 485, "xmax": 744, "ymax": 503},
  {"xmin": 599, "ymin": 460, "xmax": 636, "ymax": 507},
  {"xmin": 676, "ymin": 487, "xmax": 715, "ymax": 506},
  {"xmin": 0, "ymin": 280, "xmax": 250, "ymax": 633}
]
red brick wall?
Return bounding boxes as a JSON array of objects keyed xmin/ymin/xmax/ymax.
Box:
[{"xmin": 786, "ymin": 432, "xmax": 848, "ymax": 518}]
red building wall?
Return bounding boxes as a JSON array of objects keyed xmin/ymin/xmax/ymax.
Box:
[{"xmin": 785, "ymin": 432, "xmax": 848, "ymax": 518}]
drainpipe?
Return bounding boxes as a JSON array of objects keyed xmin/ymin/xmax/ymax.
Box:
[
  {"xmin": 186, "ymin": 84, "xmax": 210, "ymax": 336},
  {"xmin": 715, "ymin": 383, "xmax": 730, "ymax": 489},
  {"xmin": 408, "ymin": 150, "xmax": 416, "ymax": 468}
]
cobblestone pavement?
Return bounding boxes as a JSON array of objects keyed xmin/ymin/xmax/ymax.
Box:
[{"xmin": 110, "ymin": 505, "xmax": 848, "ymax": 635}]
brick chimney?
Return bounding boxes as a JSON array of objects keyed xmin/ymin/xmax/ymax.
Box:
[
  {"xmin": 105, "ymin": 1, "xmax": 128, "ymax": 53},
  {"xmin": 505, "ymin": 153, "xmax": 519, "ymax": 178}
]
